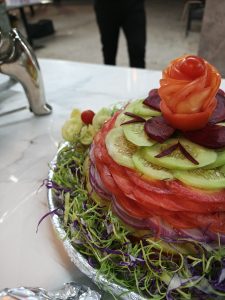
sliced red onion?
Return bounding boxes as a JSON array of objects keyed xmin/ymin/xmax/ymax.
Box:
[
  {"xmin": 155, "ymin": 142, "xmax": 178, "ymax": 158},
  {"xmin": 144, "ymin": 116, "xmax": 175, "ymax": 143},
  {"xmin": 178, "ymin": 142, "xmax": 199, "ymax": 165},
  {"xmin": 89, "ymin": 144, "xmax": 95, "ymax": 164},
  {"xmin": 112, "ymin": 197, "xmax": 223, "ymax": 244},
  {"xmin": 124, "ymin": 112, "xmax": 146, "ymax": 121},
  {"xmin": 112, "ymin": 198, "xmax": 181, "ymax": 240},
  {"xmin": 178, "ymin": 228, "xmax": 212, "ymax": 243},
  {"xmin": 204, "ymin": 230, "xmax": 225, "ymax": 245},
  {"xmin": 121, "ymin": 119, "xmax": 145, "ymax": 126},
  {"xmin": 89, "ymin": 163, "xmax": 113, "ymax": 201},
  {"xmin": 112, "ymin": 196, "xmax": 152, "ymax": 229}
]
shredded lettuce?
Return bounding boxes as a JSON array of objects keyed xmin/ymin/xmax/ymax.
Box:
[{"xmin": 49, "ymin": 143, "xmax": 225, "ymax": 300}]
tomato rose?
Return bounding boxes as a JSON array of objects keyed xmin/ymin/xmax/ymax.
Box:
[{"xmin": 158, "ymin": 55, "xmax": 221, "ymax": 131}]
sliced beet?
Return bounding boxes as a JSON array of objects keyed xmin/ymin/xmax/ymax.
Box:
[
  {"xmin": 143, "ymin": 89, "xmax": 161, "ymax": 112},
  {"xmin": 218, "ymin": 89, "xmax": 225, "ymax": 97},
  {"xmin": 208, "ymin": 90, "xmax": 225, "ymax": 124},
  {"xmin": 144, "ymin": 116, "xmax": 175, "ymax": 143},
  {"xmin": 183, "ymin": 124, "xmax": 225, "ymax": 149}
]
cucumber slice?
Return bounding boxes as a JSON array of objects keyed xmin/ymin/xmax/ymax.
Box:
[
  {"xmin": 174, "ymin": 169, "xmax": 225, "ymax": 190},
  {"xmin": 115, "ymin": 99, "xmax": 160, "ymax": 127},
  {"xmin": 146, "ymin": 238, "xmax": 196, "ymax": 255},
  {"xmin": 123, "ymin": 123, "xmax": 156, "ymax": 147},
  {"xmin": 105, "ymin": 127, "xmax": 138, "ymax": 168},
  {"xmin": 114, "ymin": 102, "xmax": 137, "ymax": 127},
  {"xmin": 143, "ymin": 138, "xmax": 217, "ymax": 170},
  {"xmin": 221, "ymin": 165, "xmax": 225, "ymax": 175},
  {"xmin": 133, "ymin": 149, "xmax": 173, "ymax": 180},
  {"xmin": 205, "ymin": 149, "xmax": 225, "ymax": 169},
  {"xmin": 132, "ymin": 99, "xmax": 161, "ymax": 117},
  {"xmin": 114, "ymin": 112, "xmax": 132, "ymax": 127}
]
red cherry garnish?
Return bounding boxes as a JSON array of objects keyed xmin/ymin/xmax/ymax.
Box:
[{"xmin": 81, "ymin": 110, "xmax": 95, "ymax": 125}]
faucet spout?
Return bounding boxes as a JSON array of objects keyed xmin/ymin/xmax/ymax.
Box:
[{"xmin": 0, "ymin": 28, "xmax": 52, "ymax": 116}]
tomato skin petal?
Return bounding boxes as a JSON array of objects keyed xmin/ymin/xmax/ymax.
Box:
[
  {"xmin": 179, "ymin": 56, "xmax": 205, "ymax": 79},
  {"xmin": 159, "ymin": 55, "xmax": 221, "ymax": 131},
  {"xmin": 160, "ymin": 100, "xmax": 214, "ymax": 131}
]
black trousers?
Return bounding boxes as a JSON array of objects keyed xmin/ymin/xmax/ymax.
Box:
[{"xmin": 94, "ymin": 0, "xmax": 146, "ymax": 68}]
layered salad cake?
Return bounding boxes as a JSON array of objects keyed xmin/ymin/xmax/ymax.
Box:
[{"xmin": 51, "ymin": 55, "xmax": 225, "ymax": 299}]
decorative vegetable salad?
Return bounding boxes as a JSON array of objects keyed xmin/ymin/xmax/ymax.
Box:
[{"xmin": 49, "ymin": 55, "xmax": 225, "ymax": 299}]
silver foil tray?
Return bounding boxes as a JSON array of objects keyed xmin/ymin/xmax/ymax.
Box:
[{"xmin": 48, "ymin": 144, "xmax": 146, "ymax": 300}]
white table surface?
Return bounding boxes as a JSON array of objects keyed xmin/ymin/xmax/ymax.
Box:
[
  {"xmin": 6, "ymin": 0, "xmax": 52, "ymax": 9},
  {"xmin": 0, "ymin": 59, "xmax": 224, "ymax": 295}
]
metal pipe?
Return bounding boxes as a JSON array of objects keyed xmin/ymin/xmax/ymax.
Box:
[{"xmin": 0, "ymin": 28, "xmax": 52, "ymax": 115}]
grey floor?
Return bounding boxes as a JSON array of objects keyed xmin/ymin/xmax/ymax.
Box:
[{"xmin": 20, "ymin": 0, "xmax": 201, "ymax": 70}]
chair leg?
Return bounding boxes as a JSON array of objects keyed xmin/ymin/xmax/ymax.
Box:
[{"xmin": 186, "ymin": 8, "xmax": 192, "ymax": 36}]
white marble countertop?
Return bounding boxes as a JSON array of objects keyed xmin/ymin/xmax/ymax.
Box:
[{"xmin": 0, "ymin": 59, "xmax": 225, "ymax": 295}]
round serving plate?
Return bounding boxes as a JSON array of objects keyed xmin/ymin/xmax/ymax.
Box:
[{"xmin": 47, "ymin": 143, "xmax": 146, "ymax": 300}]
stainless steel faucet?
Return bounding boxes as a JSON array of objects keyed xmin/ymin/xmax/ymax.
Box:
[{"xmin": 0, "ymin": 28, "xmax": 52, "ymax": 116}]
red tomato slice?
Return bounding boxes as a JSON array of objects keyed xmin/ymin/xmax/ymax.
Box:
[
  {"xmin": 163, "ymin": 213, "xmax": 195, "ymax": 229},
  {"xmin": 133, "ymin": 187, "xmax": 190, "ymax": 212},
  {"xmin": 109, "ymin": 166, "xmax": 135, "ymax": 198},
  {"xmin": 92, "ymin": 110, "xmax": 225, "ymax": 234},
  {"xmin": 115, "ymin": 195, "xmax": 152, "ymax": 218},
  {"xmin": 125, "ymin": 169, "xmax": 170, "ymax": 194},
  {"xmin": 101, "ymin": 111, "xmax": 120, "ymax": 134},
  {"xmin": 94, "ymin": 131, "xmax": 102, "ymax": 144},
  {"xmin": 96, "ymin": 162, "xmax": 121, "ymax": 195},
  {"xmin": 179, "ymin": 212, "xmax": 225, "ymax": 234},
  {"xmin": 125, "ymin": 170, "xmax": 222, "ymax": 214},
  {"xmin": 168, "ymin": 180, "xmax": 225, "ymax": 206}
]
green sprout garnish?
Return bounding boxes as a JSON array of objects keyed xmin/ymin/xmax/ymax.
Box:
[{"xmin": 49, "ymin": 143, "xmax": 225, "ymax": 300}]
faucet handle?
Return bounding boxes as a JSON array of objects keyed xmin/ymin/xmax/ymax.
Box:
[{"xmin": 0, "ymin": 28, "xmax": 52, "ymax": 116}]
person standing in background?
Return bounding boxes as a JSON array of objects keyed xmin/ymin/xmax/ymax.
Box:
[
  {"xmin": 0, "ymin": 0, "xmax": 11, "ymax": 33},
  {"xmin": 94, "ymin": 0, "xmax": 146, "ymax": 68}
]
